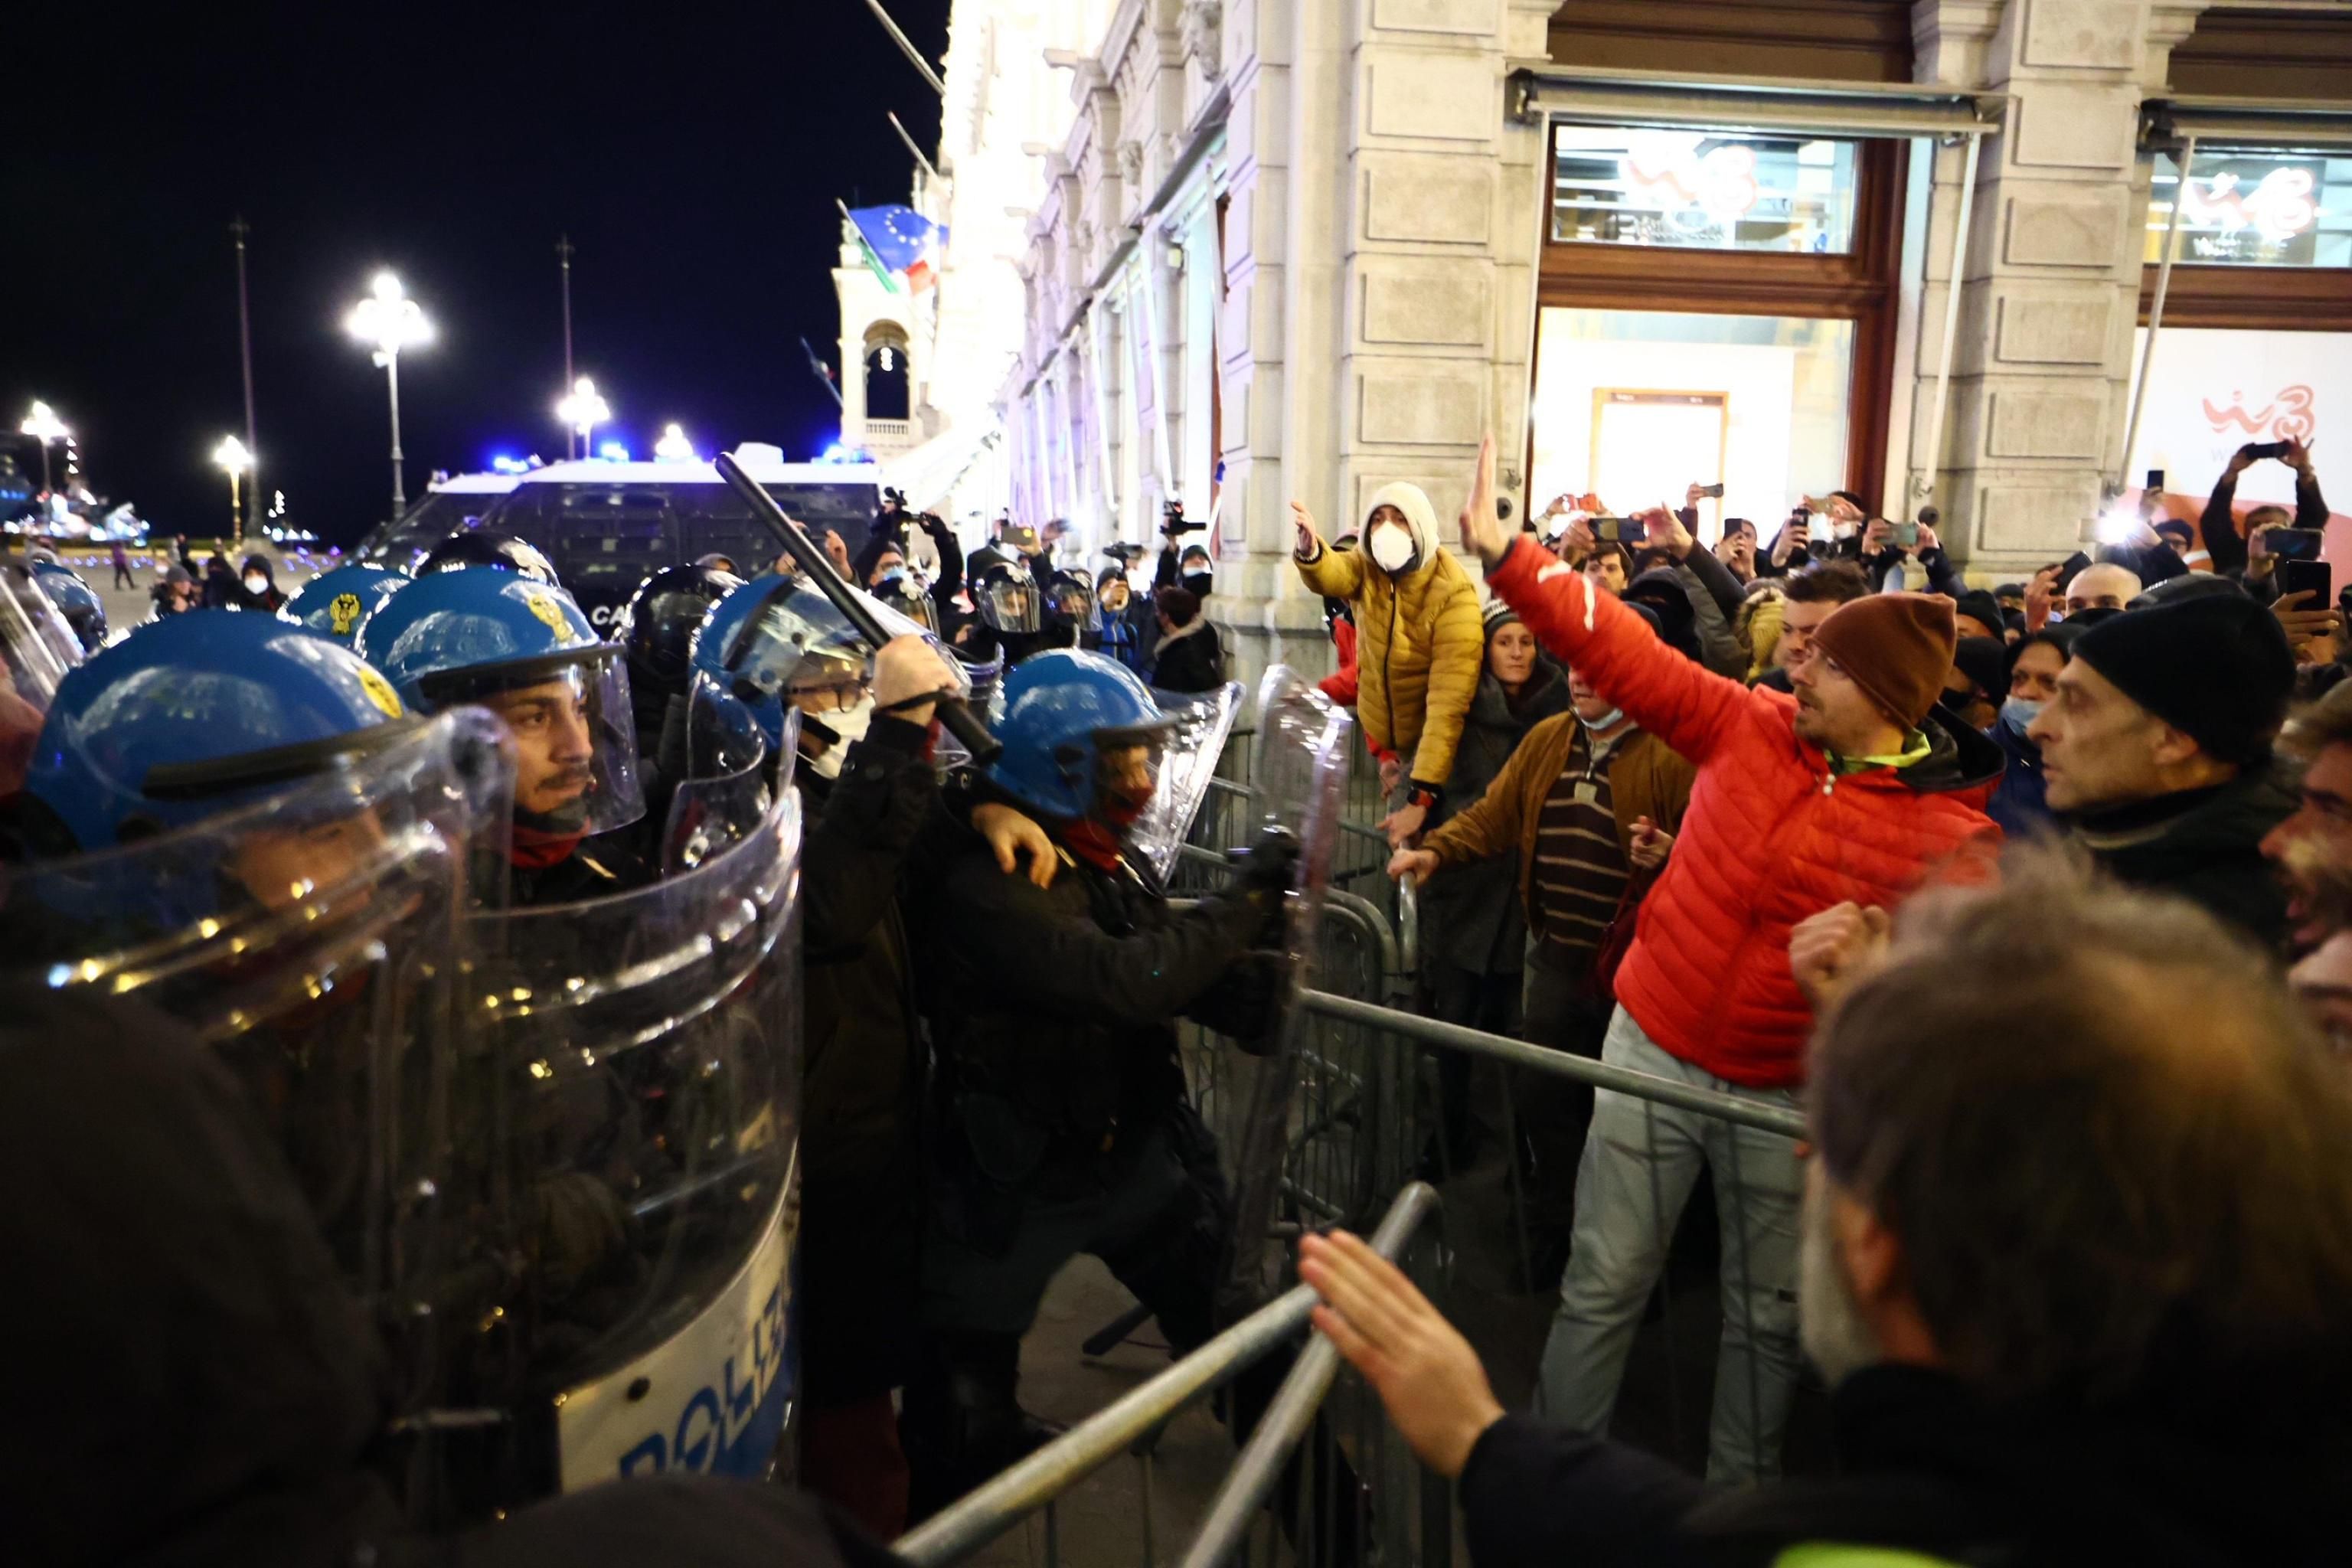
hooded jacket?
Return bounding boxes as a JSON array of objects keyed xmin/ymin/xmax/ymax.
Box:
[
  {"xmin": 0, "ymin": 987, "xmax": 884, "ymax": 1568},
  {"xmin": 1485, "ymin": 539, "xmax": 2003, "ymax": 1087},
  {"xmin": 1295, "ymin": 483, "xmax": 1484, "ymax": 792}
]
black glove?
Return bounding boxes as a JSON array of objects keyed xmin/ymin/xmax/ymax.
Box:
[{"xmin": 1230, "ymin": 825, "xmax": 1302, "ymax": 910}]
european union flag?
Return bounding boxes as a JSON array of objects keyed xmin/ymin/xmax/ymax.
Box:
[{"xmin": 848, "ymin": 204, "xmax": 947, "ymax": 293}]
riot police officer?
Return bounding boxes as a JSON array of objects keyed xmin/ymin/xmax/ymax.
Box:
[
  {"xmin": 903, "ymin": 648, "xmax": 1295, "ymax": 1511},
  {"xmin": 360, "ymin": 570, "xmax": 648, "ymax": 903}
]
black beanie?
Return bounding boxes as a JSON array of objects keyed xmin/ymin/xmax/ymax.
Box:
[
  {"xmin": 2071, "ymin": 595, "xmax": 2295, "ymax": 765},
  {"xmin": 1953, "ymin": 589, "xmax": 2004, "ymax": 639}
]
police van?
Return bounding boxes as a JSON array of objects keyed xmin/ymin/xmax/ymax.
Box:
[
  {"xmin": 354, "ymin": 470, "xmax": 522, "ymax": 570},
  {"xmin": 468, "ymin": 446, "xmax": 883, "ymax": 627}
]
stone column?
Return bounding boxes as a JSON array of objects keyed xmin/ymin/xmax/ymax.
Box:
[
  {"xmin": 1912, "ymin": 0, "xmax": 2214, "ymax": 577},
  {"xmin": 1215, "ymin": 0, "xmax": 1546, "ymax": 689}
]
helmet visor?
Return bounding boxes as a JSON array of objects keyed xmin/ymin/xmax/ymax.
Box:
[
  {"xmin": 727, "ymin": 580, "xmax": 969, "ymax": 709},
  {"xmin": 661, "ymin": 675, "xmax": 781, "ymax": 874},
  {"xmin": 1109, "ymin": 678, "xmax": 1244, "ymax": 883},
  {"xmin": 975, "ymin": 573, "xmax": 1042, "ymax": 634},
  {"xmin": 1046, "ymin": 577, "xmax": 1098, "ymax": 631},
  {"xmin": 872, "ymin": 571, "xmax": 939, "ymax": 634},
  {"xmin": 453, "ymin": 652, "xmax": 647, "ymax": 841},
  {"xmin": 0, "ymin": 565, "xmax": 81, "ymax": 795}
]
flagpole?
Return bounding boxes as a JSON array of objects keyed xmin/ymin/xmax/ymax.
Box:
[
  {"xmin": 887, "ymin": 112, "xmax": 942, "ymax": 186},
  {"xmin": 861, "ymin": 0, "xmax": 945, "ymax": 96}
]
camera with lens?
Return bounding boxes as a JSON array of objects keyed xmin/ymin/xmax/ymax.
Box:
[{"xmin": 1161, "ymin": 498, "xmax": 1205, "ymax": 536}]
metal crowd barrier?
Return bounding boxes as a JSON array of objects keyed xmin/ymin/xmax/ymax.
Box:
[
  {"xmin": 893, "ymin": 1183, "xmax": 1442, "ymax": 1568},
  {"xmin": 1298, "ymin": 991, "xmax": 1807, "ymax": 1140}
]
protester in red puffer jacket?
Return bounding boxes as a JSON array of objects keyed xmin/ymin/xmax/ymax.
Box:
[
  {"xmin": 1483, "ymin": 534, "xmax": 2003, "ymax": 1086},
  {"xmin": 1457, "ymin": 436, "xmax": 2002, "ymax": 1482}
]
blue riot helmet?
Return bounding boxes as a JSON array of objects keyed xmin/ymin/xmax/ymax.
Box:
[
  {"xmin": 16, "ymin": 609, "xmax": 417, "ymax": 854},
  {"xmin": 30, "ymin": 560, "xmax": 107, "ymax": 652},
  {"xmin": 280, "ymin": 562, "xmax": 410, "ymax": 648},
  {"xmin": 690, "ymin": 571, "xmax": 964, "ymax": 779},
  {"xmin": 416, "ymin": 528, "xmax": 561, "ymax": 586},
  {"xmin": 358, "ymin": 571, "xmax": 644, "ymax": 840},
  {"xmin": 988, "ymin": 648, "xmax": 1179, "ymax": 824}
]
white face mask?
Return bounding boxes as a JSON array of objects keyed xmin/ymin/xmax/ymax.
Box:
[
  {"xmin": 2000, "ymin": 696, "xmax": 2043, "ymax": 733},
  {"xmin": 1581, "ymin": 705, "xmax": 1625, "ymax": 734},
  {"xmin": 244, "ymin": 573, "xmax": 267, "ymax": 593},
  {"xmin": 1368, "ymin": 521, "xmax": 1416, "ymax": 574},
  {"xmin": 804, "ymin": 695, "xmax": 875, "ymax": 779}
]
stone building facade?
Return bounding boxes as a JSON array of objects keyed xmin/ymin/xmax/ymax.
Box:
[{"xmin": 855, "ymin": 1, "xmax": 2352, "ymax": 683}]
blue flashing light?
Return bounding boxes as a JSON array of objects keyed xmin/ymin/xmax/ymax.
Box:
[
  {"xmin": 490, "ymin": 454, "xmax": 531, "ymax": 475},
  {"xmin": 598, "ymin": 441, "xmax": 632, "ymax": 462}
]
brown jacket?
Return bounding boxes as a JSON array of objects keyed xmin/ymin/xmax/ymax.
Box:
[{"xmin": 1421, "ymin": 713, "xmax": 1697, "ymax": 939}]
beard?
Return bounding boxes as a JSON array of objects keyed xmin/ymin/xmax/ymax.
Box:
[{"xmin": 1797, "ymin": 1178, "xmax": 1882, "ymax": 1390}]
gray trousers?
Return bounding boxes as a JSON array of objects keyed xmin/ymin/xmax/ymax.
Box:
[{"xmin": 1534, "ymin": 1005, "xmax": 1805, "ymax": 1483}]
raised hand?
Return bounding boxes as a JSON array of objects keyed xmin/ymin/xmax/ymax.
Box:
[
  {"xmin": 1459, "ymin": 434, "xmax": 1507, "ymax": 564},
  {"xmin": 1290, "ymin": 499, "xmax": 1321, "ymax": 560}
]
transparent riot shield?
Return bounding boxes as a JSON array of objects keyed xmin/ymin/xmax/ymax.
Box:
[
  {"xmin": 1214, "ymin": 665, "xmax": 1352, "ymax": 1324},
  {"xmin": 1129, "ymin": 678, "xmax": 1244, "ymax": 884},
  {"xmin": 0, "ymin": 710, "xmax": 514, "ymax": 1413},
  {"xmin": 660, "ymin": 674, "xmax": 792, "ymax": 874},
  {"xmin": 453, "ymin": 781, "xmax": 804, "ymax": 1504}
]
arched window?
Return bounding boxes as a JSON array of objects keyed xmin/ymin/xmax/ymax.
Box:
[{"xmin": 864, "ymin": 324, "xmax": 911, "ymax": 422}]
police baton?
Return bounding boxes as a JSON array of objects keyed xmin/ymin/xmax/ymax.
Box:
[{"xmin": 713, "ymin": 452, "xmax": 1001, "ymax": 764}]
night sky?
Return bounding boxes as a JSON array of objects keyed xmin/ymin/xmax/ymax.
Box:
[{"xmin": 4, "ymin": 0, "xmax": 951, "ymax": 547}]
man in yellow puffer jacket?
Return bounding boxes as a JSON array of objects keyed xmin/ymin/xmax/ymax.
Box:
[{"xmin": 1292, "ymin": 479, "xmax": 1485, "ymax": 846}]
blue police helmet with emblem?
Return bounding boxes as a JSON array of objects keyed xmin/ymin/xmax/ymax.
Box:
[
  {"xmin": 357, "ymin": 570, "xmax": 644, "ymax": 838},
  {"xmin": 17, "ymin": 609, "xmax": 417, "ymax": 852},
  {"xmin": 280, "ymin": 562, "xmax": 410, "ymax": 648},
  {"xmin": 987, "ymin": 648, "xmax": 1179, "ymax": 822}
]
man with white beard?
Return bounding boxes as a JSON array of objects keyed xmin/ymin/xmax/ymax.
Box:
[{"xmin": 1294, "ymin": 859, "xmax": 2352, "ymax": 1568}]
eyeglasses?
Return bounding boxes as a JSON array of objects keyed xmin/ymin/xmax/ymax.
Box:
[{"xmin": 788, "ymin": 678, "xmax": 870, "ymax": 714}]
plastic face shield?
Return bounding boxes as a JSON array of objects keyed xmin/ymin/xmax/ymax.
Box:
[
  {"xmin": 1046, "ymin": 576, "xmax": 1099, "ymax": 632},
  {"xmin": 975, "ymin": 572, "xmax": 1042, "ymax": 634},
  {"xmin": 440, "ymin": 652, "xmax": 646, "ymax": 840},
  {"xmin": 1109, "ymin": 679, "xmax": 1243, "ymax": 883},
  {"xmin": 662, "ymin": 675, "xmax": 783, "ymax": 874},
  {"xmin": 727, "ymin": 580, "xmax": 970, "ymax": 713},
  {"xmin": 0, "ymin": 565, "xmax": 82, "ymax": 795}
]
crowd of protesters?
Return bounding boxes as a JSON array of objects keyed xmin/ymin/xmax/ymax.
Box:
[
  {"xmin": 16, "ymin": 429, "xmax": 2352, "ymax": 1568},
  {"xmin": 1272, "ymin": 433, "xmax": 2351, "ymax": 1563}
]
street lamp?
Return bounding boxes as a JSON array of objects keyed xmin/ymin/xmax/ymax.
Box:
[
  {"xmin": 557, "ymin": 377, "xmax": 610, "ymax": 459},
  {"xmin": 213, "ymin": 435, "xmax": 253, "ymax": 545},
  {"xmin": 18, "ymin": 400, "xmax": 69, "ymax": 496},
  {"xmin": 653, "ymin": 422, "xmax": 695, "ymax": 462},
  {"xmin": 345, "ymin": 272, "xmax": 432, "ymax": 518}
]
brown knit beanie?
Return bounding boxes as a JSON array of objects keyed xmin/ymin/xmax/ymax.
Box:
[{"xmin": 1808, "ymin": 593, "xmax": 1958, "ymax": 730}]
